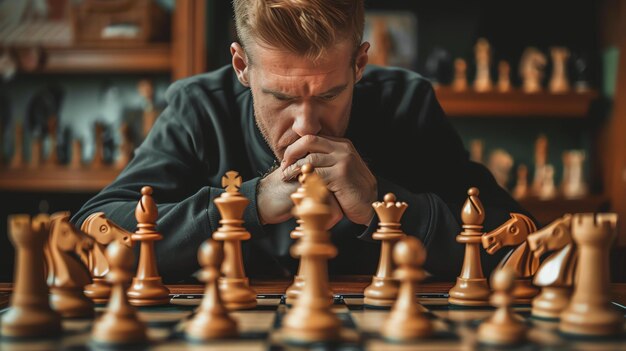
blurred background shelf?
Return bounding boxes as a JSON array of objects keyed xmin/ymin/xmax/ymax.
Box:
[
  {"xmin": 0, "ymin": 168, "xmax": 119, "ymax": 192},
  {"xmin": 518, "ymin": 195, "xmax": 610, "ymax": 226},
  {"xmin": 435, "ymin": 87, "xmax": 599, "ymax": 117}
]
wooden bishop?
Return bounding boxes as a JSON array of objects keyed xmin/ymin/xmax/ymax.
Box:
[
  {"xmin": 364, "ymin": 193, "xmax": 407, "ymax": 307},
  {"xmin": 213, "ymin": 171, "xmax": 256, "ymax": 310},
  {"xmin": 448, "ymin": 187, "xmax": 490, "ymax": 306},
  {"xmin": 127, "ymin": 186, "xmax": 170, "ymax": 306}
]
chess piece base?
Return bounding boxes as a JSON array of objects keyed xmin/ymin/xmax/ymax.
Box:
[
  {"xmin": 281, "ymin": 309, "xmax": 341, "ymax": 343},
  {"xmin": 559, "ymin": 305, "xmax": 622, "ymax": 336},
  {"xmin": 219, "ymin": 277, "xmax": 256, "ymax": 310},
  {"xmin": 84, "ymin": 278, "xmax": 111, "ymax": 304},
  {"xmin": 478, "ymin": 319, "xmax": 526, "ymax": 345},
  {"xmin": 285, "ymin": 275, "xmax": 304, "ymax": 302},
  {"xmin": 127, "ymin": 277, "xmax": 170, "ymax": 306},
  {"xmin": 363, "ymin": 276, "xmax": 399, "ymax": 307},
  {"xmin": 185, "ymin": 313, "xmax": 238, "ymax": 341},
  {"xmin": 531, "ymin": 287, "xmax": 570, "ymax": 319},
  {"xmin": 0, "ymin": 306, "xmax": 62, "ymax": 338},
  {"xmin": 382, "ymin": 314, "xmax": 433, "ymax": 341},
  {"xmin": 91, "ymin": 312, "xmax": 148, "ymax": 345},
  {"xmin": 448, "ymin": 277, "xmax": 490, "ymax": 306},
  {"xmin": 50, "ymin": 287, "xmax": 94, "ymax": 318}
]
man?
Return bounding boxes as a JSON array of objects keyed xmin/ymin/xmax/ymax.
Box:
[{"xmin": 73, "ymin": 0, "xmax": 527, "ymax": 282}]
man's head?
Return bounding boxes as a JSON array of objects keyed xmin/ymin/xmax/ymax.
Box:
[{"xmin": 231, "ymin": 0, "xmax": 368, "ymax": 161}]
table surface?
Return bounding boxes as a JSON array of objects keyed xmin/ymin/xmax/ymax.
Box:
[{"xmin": 2, "ymin": 276, "xmax": 626, "ymax": 309}]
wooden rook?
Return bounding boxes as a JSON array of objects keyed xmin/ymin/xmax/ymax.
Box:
[
  {"xmin": 185, "ymin": 240, "xmax": 238, "ymax": 341},
  {"xmin": 1, "ymin": 215, "xmax": 61, "ymax": 338},
  {"xmin": 527, "ymin": 214, "xmax": 577, "ymax": 319},
  {"xmin": 46, "ymin": 212, "xmax": 95, "ymax": 318},
  {"xmin": 364, "ymin": 192, "xmax": 407, "ymax": 307},
  {"xmin": 559, "ymin": 213, "xmax": 622, "ymax": 336},
  {"xmin": 549, "ymin": 47, "xmax": 570, "ymax": 93},
  {"xmin": 213, "ymin": 171, "xmax": 256, "ymax": 310},
  {"xmin": 281, "ymin": 173, "xmax": 341, "ymax": 343},
  {"xmin": 92, "ymin": 241, "xmax": 147, "ymax": 345},
  {"xmin": 127, "ymin": 186, "xmax": 170, "ymax": 306},
  {"xmin": 382, "ymin": 236, "xmax": 432, "ymax": 341},
  {"xmin": 448, "ymin": 187, "xmax": 490, "ymax": 306},
  {"xmin": 477, "ymin": 267, "xmax": 527, "ymax": 346},
  {"xmin": 81, "ymin": 212, "xmax": 134, "ymax": 304}
]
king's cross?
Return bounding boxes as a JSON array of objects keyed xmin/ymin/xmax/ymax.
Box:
[{"xmin": 222, "ymin": 171, "xmax": 242, "ymax": 193}]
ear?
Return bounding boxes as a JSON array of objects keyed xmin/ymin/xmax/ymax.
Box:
[
  {"xmin": 231, "ymin": 42, "xmax": 250, "ymax": 87},
  {"xmin": 354, "ymin": 42, "xmax": 370, "ymax": 83}
]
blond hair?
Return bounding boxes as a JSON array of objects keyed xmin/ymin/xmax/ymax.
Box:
[{"xmin": 233, "ymin": 0, "xmax": 364, "ymax": 61}]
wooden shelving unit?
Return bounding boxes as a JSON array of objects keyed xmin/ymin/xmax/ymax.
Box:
[
  {"xmin": 0, "ymin": 167, "xmax": 119, "ymax": 192},
  {"xmin": 435, "ymin": 87, "xmax": 599, "ymax": 118},
  {"xmin": 519, "ymin": 195, "xmax": 610, "ymax": 226}
]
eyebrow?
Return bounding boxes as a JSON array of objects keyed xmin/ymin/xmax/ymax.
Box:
[{"xmin": 261, "ymin": 83, "xmax": 349, "ymax": 99}]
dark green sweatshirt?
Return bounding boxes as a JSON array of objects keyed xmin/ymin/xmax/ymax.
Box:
[{"xmin": 72, "ymin": 65, "xmax": 527, "ymax": 283}]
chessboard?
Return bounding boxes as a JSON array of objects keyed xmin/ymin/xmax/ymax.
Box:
[{"xmin": 1, "ymin": 280, "xmax": 626, "ymax": 350}]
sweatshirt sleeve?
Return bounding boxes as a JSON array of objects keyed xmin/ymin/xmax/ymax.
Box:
[{"xmin": 71, "ymin": 82, "xmax": 264, "ymax": 283}]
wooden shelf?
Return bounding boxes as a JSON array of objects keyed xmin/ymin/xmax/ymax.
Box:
[
  {"xmin": 519, "ymin": 195, "xmax": 610, "ymax": 226},
  {"xmin": 435, "ymin": 87, "xmax": 599, "ymax": 117},
  {"xmin": 0, "ymin": 167, "xmax": 120, "ymax": 192}
]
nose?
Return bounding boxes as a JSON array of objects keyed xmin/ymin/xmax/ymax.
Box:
[{"xmin": 292, "ymin": 102, "xmax": 321, "ymax": 137}]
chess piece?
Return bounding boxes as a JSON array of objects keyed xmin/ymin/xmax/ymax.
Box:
[
  {"xmin": 70, "ymin": 139, "xmax": 83, "ymax": 169},
  {"xmin": 46, "ymin": 212, "xmax": 95, "ymax": 318},
  {"xmin": 91, "ymin": 123, "xmax": 105, "ymax": 169},
  {"xmin": 469, "ymin": 139, "xmax": 484, "ymax": 164},
  {"xmin": 381, "ymin": 236, "xmax": 432, "ymax": 340},
  {"xmin": 10, "ymin": 123, "xmax": 24, "ymax": 169},
  {"xmin": 213, "ymin": 171, "xmax": 257, "ymax": 310},
  {"xmin": 487, "ymin": 149, "xmax": 513, "ymax": 189},
  {"xmin": 364, "ymin": 193, "xmax": 407, "ymax": 307},
  {"xmin": 1, "ymin": 215, "xmax": 62, "ymax": 338},
  {"xmin": 559, "ymin": 213, "xmax": 622, "ymax": 336},
  {"xmin": 482, "ymin": 213, "xmax": 539, "ymax": 303},
  {"xmin": 520, "ymin": 47, "xmax": 547, "ymax": 93},
  {"xmin": 571, "ymin": 53, "xmax": 590, "ymax": 92},
  {"xmin": 527, "ymin": 214, "xmax": 577, "ymax": 319},
  {"xmin": 497, "ymin": 60, "xmax": 512, "ymax": 92},
  {"xmin": 185, "ymin": 240, "xmax": 238, "ymax": 341},
  {"xmin": 448, "ymin": 187, "xmax": 490, "ymax": 306},
  {"xmin": 512, "ymin": 164, "xmax": 529, "ymax": 200},
  {"xmin": 286, "ymin": 164, "xmax": 316, "ymax": 303},
  {"xmin": 127, "ymin": 186, "xmax": 171, "ymax": 306},
  {"xmin": 92, "ymin": 240, "xmax": 148, "ymax": 345},
  {"xmin": 116, "ymin": 122, "xmax": 133, "ymax": 169},
  {"xmin": 473, "ymin": 38, "xmax": 493, "ymax": 92},
  {"xmin": 561, "ymin": 150, "xmax": 588, "ymax": 199},
  {"xmin": 81, "ymin": 212, "xmax": 134, "ymax": 303},
  {"xmin": 549, "ymin": 47, "xmax": 570, "ymax": 93},
  {"xmin": 531, "ymin": 134, "xmax": 548, "ymax": 197},
  {"xmin": 477, "ymin": 267, "xmax": 527, "ymax": 345},
  {"xmin": 539, "ymin": 165, "xmax": 557, "ymax": 200},
  {"xmin": 30, "ymin": 136, "xmax": 43, "ymax": 168},
  {"xmin": 45, "ymin": 116, "xmax": 59, "ymax": 167},
  {"xmin": 138, "ymin": 79, "xmax": 157, "ymax": 138},
  {"xmin": 281, "ymin": 172, "xmax": 341, "ymax": 343},
  {"xmin": 452, "ymin": 58, "xmax": 468, "ymax": 91}
]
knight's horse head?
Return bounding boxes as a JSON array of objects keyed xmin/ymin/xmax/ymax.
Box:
[
  {"xmin": 482, "ymin": 213, "xmax": 538, "ymax": 254},
  {"xmin": 527, "ymin": 214, "xmax": 573, "ymax": 258},
  {"xmin": 81, "ymin": 212, "xmax": 132, "ymax": 247},
  {"xmin": 50, "ymin": 212, "xmax": 94, "ymax": 256}
]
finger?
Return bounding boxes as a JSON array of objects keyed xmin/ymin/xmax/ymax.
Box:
[
  {"xmin": 282, "ymin": 153, "xmax": 336, "ymax": 181},
  {"xmin": 281, "ymin": 135, "xmax": 334, "ymax": 171},
  {"xmin": 325, "ymin": 193, "xmax": 344, "ymax": 230}
]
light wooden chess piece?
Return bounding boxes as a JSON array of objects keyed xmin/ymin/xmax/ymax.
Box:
[
  {"xmin": 473, "ymin": 38, "xmax": 493, "ymax": 92},
  {"xmin": 10, "ymin": 123, "xmax": 24, "ymax": 169},
  {"xmin": 127, "ymin": 186, "xmax": 171, "ymax": 306},
  {"xmin": 281, "ymin": 172, "xmax": 341, "ymax": 343},
  {"xmin": 45, "ymin": 116, "xmax": 59, "ymax": 167},
  {"xmin": 1, "ymin": 215, "xmax": 61, "ymax": 338},
  {"xmin": 116, "ymin": 122, "xmax": 133, "ymax": 170},
  {"xmin": 482, "ymin": 213, "xmax": 539, "ymax": 303},
  {"xmin": 70, "ymin": 139, "xmax": 83, "ymax": 169},
  {"xmin": 549, "ymin": 47, "xmax": 570, "ymax": 93},
  {"xmin": 477, "ymin": 267, "xmax": 527, "ymax": 345},
  {"xmin": 559, "ymin": 213, "xmax": 622, "ymax": 336},
  {"xmin": 185, "ymin": 240, "xmax": 238, "ymax": 341},
  {"xmin": 527, "ymin": 214, "xmax": 577, "ymax": 319},
  {"xmin": 520, "ymin": 47, "xmax": 547, "ymax": 93},
  {"xmin": 561, "ymin": 150, "xmax": 588, "ymax": 199},
  {"xmin": 452, "ymin": 58, "xmax": 468, "ymax": 91},
  {"xmin": 46, "ymin": 212, "xmax": 95, "ymax": 318},
  {"xmin": 498, "ymin": 60, "xmax": 512, "ymax": 92},
  {"xmin": 364, "ymin": 193, "xmax": 407, "ymax": 307},
  {"xmin": 92, "ymin": 240, "xmax": 147, "ymax": 345},
  {"xmin": 469, "ymin": 139, "xmax": 484, "ymax": 164},
  {"xmin": 448, "ymin": 187, "xmax": 490, "ymax": 306},
  {"xmin": 138, "ymin": 79, "xmax": 157, "ymax": 138},
  {"xmin": 531, "ymin": 134, "xmax": 548, "ymax": 196},
  {"xmin": 539, "ymin": 165, "xmax": 557, "ymax": 200},
  {"xmin": 487, "ymin": 149, "xmax": 513, "ymax": 189},
  {"xmin": 213, "ymin": 171, "xmax": 257, "ymax": 310},
  {"xmin": 81, "ymin": 212, "xmax": 134, "ymax": 304},
  {"xmin": 91, "ymin": 123, "xmax": 105, "ymax": 169},
  {"xmin": 381, "ymin": 236, "xmax": 432, "ymax": 341},
  {"xmin": 512, "ymin": 164, "xmax": 529, "ymax": 200}
]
